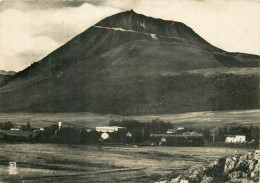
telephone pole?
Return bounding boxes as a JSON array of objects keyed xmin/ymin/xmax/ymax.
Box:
[{"xmin": 213, "ymin": 129, "xmax": 215, "ymax": 144}]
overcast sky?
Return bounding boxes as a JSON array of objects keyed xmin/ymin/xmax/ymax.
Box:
[{"xmin": 0, "ymin": 0, "xmax": 260, "ymax": 72}]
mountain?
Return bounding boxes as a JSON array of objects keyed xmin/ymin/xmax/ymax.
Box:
[
  {"xmin": 0, "ymin": 70, "xmax": 16, "ymax": 87},
  {"xmin": 0, "ymin": 70, "xmax": 16, "ymax": 75},
  {"xmin": 0, "ymin": 10, "xmax": 259, "ymax": 114}
]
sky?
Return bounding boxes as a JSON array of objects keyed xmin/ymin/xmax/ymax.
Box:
[{"xmin": 0, "ymin": 0, "xmax": 260, "ymax": 72}]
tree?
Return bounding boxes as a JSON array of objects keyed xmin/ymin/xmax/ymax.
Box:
[
  {"xmin": 246, "ymin": 126, "xmax": 254, "ymax": 142},
  {"xmin": 26, "ymin": 121, "xmax": 32, "ymax": 131},
  {"xmin": 203, "ymin": 129, "xmax": 211, "ymax": 142},
  {"xmin": 253, "ymin": 127, "xmax": 259, "ymax": 149},
  {"xmin": 223, "ymin": 126, "xmax": 228, "ymax": 136},
  {"xmin": 49, "ymin": 124, "xmax": 59, "ymax": 135},
  {"xmin": 2, "ymin": 121, "xmax": 13, "ymax": 130},
  {"xmin": 216, "ymin": 127, "xmax": 225, "ymax": 142}
]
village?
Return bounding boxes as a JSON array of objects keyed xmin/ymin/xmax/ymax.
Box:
[{"xmin": 0, "ymin": 119, "xmax": 259, "ymax": 149}]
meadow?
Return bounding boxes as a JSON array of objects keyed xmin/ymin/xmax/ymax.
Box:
[
  {"xmin": 0, "ymin": 144, "xmax": 252, "ymax": 183},
  {"xmin": 0, "ymin": 110, "xmax": 258, "ymax": 182},
  {"xmin": 0, "ymin": 109, "xmax": 259, "ymax": 129}
]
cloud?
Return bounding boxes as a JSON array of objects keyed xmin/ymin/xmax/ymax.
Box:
[
  {"xmin": 0, "ymin": 2, "xmax": 120, "ymax": 71},
  {"xmin": 0, "ymin": 0, "xmax": 86, "ymax": 11},
  {"xmin": 102, "ymin": 0, "xmax": 260, "ymax": 55}
]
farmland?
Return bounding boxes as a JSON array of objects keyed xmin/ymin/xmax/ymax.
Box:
[
  {"xmin": 0, "ymin": 109, "xmax": 259, "ymax": 129},
  {"xmin": 0, "ymin": 110, "xmax": 258, "ymax": 182},
  {"xmin": 0, "ymin": 144, "xmax": 252, "ymax": 183}
]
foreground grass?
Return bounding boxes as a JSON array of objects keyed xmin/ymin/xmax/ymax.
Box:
[{"xmin": 0, "ymin": 144, "xmax": 252, "ymax": 183}]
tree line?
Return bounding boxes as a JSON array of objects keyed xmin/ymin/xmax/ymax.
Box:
[{"xmin": 1, "ymin": 120, "xmax": 259, "ymax": 148}]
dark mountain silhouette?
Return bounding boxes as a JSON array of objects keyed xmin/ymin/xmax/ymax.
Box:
[
  {"xmin": 0, "ymin": 10, "xmax": 259, "ymax": 114},
  {"xmin": 0, "ymin": 70, "xmax": 16, "ymax": 76},
  {"xmin": 0, "ymin": 70, "xmax": 15, "ymax": 88}
]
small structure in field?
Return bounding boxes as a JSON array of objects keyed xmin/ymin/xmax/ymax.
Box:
[
  {"xmin": 161, "ymin": 137, "xmax": 166, "ymax": 142},
  {"xmin": 96, "ymin": 126, "xmax": 125, "ymax": 133},
  {"xmin": 101, "ymin": 132, "xmax": 109, "ymax": 140},
  {"xmin": 225, "ymin": 135, "xmax": 246, "ymax": 143},
  {"xmin": 126, "ymin": 132, "xmax": 132, "ymax": 137},
  {"xmin": 8, "ymin": 162, "xmax": 17, "ymax": 175}
]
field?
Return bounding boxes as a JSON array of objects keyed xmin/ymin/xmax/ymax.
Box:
[
  {"xmin": 0, "ymin": 109, "xmax": 259, "ymax": 129},
  {"xmin": 0, "ymin": 110, "xmax": 258, "ymax": 182},
  {"xmin": 0, "ymin": 144, "xmax": 252, "ymax": 183}
]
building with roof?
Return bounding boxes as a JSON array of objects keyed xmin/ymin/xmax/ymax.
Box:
[
  {"xmin": 150, "ymin": 133, "xmax": 203, "ymax": 146},
  {"xmin": 96, "ymin": 126, "xmax": 125, "ymax": 133},
  {"xmin": 167, "ymin": 129, "xmax": 177, "ymax": 134},
  {"xmin": 225, "ymin": 135, "xmax": 246, "ymax": 143}
]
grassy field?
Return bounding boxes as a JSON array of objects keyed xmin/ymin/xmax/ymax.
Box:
[
  {"xmin": 0, "ymin": 110, "xmax": 257, "ymax": 182},
  {"xmin": 0, "ymin": 109, "xmax": 259, "ymax": 129},
  {"xmin": 0, "ymin": 144, "xmax": 252, "ymax": 183}
]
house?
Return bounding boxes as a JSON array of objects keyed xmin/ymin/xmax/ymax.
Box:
[
  {"xmin": 161, "ymin": 137, "xmax": 166, "ymax": 142},
  {"xmin": 183, "ymin": 131, "xmax": 201, "ymax": 136},
  {"xmin": 183, "ymin": 131, "xmax": 191, "ymax": 135},
  {"xmin": 167, "ymin": 127, "xmax": 185, "ymax": 134},
  {"xmin": 33, "ymin": 128, "xmax": 45, "ymax": 133},
  {"xmin": 225, "ymin": 135, "xmax": 246, "ymax": 143},
  {"xmin": 96, "ymin": 126, "xmax": 125, "ymax": 133},
  {"xmin": 10, "ymin": 126, "xmax": 22, "ymax": 131},
  {"xmin": 0, "ymin": 129, "xmax": 34, "ymax": 142},
  {"xmin": 150, "ymin": 133, "xmax": 204, "ymax": 146},
  {"xmin": 85, "ymin": 128, "xmax": 94, "ymax": 133},
  {"xmin": 177, "ymin": 127, "xmax": 185, "ymax": 131},
  {"xmin": 167, "ymin": 129, "xmax": 177, "ymax": 134}
]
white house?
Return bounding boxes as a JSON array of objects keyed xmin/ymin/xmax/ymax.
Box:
[
  {"xmin": 33, "ymin": 128, "xmax": 45, "ymax": 133},
  {"xmin": 177, "ymin": 127, "xmax": 185, "ymax": 131},
  {"xmin": 10, "ymin": 128, "xmax": 20, "ymax": 131},
  {"xmin": 10, "ymin": 126, "xmax": 22, "ymax": 131},
  {"xmin": 167, "ymin": 129, "xmax": 177, "ymax": 134},
  {"xmin": 225, "ymin": 135, "xmax": 246, "ymax": 143},
  {"xmin": 96, "ymin": 126, "xmax": 125, "ymax": 133}
]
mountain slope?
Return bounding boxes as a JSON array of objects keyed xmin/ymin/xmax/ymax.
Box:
[
  {"xmin": 0, "ymin": 70, "xmax": 16, "ymax": 87},
  {"xmin": 0, "ymin": 10, "xmax": 259, "ymax": 114},
  {"xmin": 95, "ymin": 10, "xmax": 222, "ymax": 52},
  {"xmin": 0, "ymin": 70, "xmax": 16, "ymax": 75}
]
